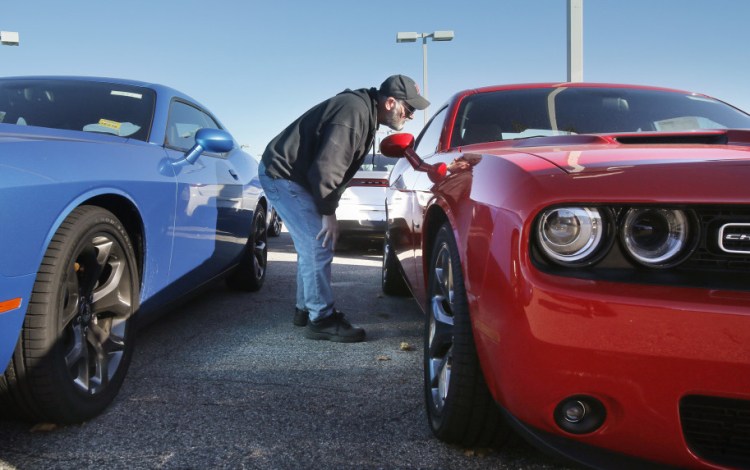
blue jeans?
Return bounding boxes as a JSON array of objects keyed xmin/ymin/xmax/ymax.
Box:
[{"xmin": 258, "ymin": 162, "xmax": 334, "ymax": 322}]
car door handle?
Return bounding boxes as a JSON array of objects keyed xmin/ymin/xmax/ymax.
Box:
[{"xmin": 228, "ymin": 169, "xmax": 239, "ymax": 180}]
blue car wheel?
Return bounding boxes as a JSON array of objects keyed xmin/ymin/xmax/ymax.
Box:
[
  {"xmin": 0, "ymin": 206, "xmax": 139, "ymax": 424},
  {"xmin": 226, "ymin": 204, "xmax": 267, "ymax": 292}
]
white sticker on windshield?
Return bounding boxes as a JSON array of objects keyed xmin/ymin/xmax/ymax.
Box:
[
  {"xmin": 111, "ymin": 90, "xmax": 143, "ymax": 99},
  {"xmin": 654, "ymin": 116, "xmax": 701, "ymax": 131}
]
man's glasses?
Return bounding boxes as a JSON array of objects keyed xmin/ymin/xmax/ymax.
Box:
[{"xmin": 400, "ymin": 100, "xmax": 415, "ymax": 118}]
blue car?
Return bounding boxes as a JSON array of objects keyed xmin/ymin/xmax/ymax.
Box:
[{"xmin": 0, "ymin": 76, "xmax": 268, "ymax": 423}]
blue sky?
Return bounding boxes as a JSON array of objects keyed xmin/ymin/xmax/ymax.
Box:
[{"xmin": 2, "ymin": 0, "xmax": 749, "ymax": 155}]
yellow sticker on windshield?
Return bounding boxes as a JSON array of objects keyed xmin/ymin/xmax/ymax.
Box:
[{"xmin": 98, "ymin": 119, "xmax": 121, "ymax": 130}]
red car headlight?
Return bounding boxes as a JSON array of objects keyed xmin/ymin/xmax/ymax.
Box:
[
  {"xmin": 537, "ymin": 206, "xmax": 609, "ymax": 266},
  {"xmin": 620, "ymin": 208, "xmax": 693, "ymax": 268}
]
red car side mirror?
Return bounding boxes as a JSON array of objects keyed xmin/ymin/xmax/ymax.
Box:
[{"xmin": 379, "ymin": 133, "xmax": 447, "ymax": 183}]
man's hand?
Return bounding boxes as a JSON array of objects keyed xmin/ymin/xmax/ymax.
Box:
[{"xmin": 316, "ymin": 213, "xmax": 339, "ymax": 250}]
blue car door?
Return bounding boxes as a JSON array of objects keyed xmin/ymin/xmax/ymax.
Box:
[{"xmin": 163, "ymin": 100, "xmax": 248, "ymax": 287}]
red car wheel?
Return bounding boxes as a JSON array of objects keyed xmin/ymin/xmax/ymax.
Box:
[{"xmin": 424, "ymin": 223, "xmax": 510, "ymax": 447}]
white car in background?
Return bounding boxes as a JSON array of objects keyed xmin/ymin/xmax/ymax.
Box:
[{"xmin": 337, "ymin": 153, "xmax": 399, "ymax": 239}]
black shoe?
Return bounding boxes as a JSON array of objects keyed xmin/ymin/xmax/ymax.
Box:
[
  {"xmin": 293, "ymin": 308, "xmax": 309, "ymax": 327},
  {"xmin": 304, "ymin": 310, "xmax": 365, "ymax": 343}
]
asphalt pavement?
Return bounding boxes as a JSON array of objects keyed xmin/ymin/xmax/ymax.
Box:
[{"xmin": 0, "ymin": 231, "xmax": 572, "ymax": 470}]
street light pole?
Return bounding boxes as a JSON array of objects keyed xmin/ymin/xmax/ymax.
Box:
[
  {"xmin": 567, "ymin": 0, "xmax": 583, "ymax": 82},
  {"xmin": 422, "ymin": 36, "xmax": 428, "ymax": 106},
  {"xmin": 396, "ymin": 30, "xmax": 454, "ymax": 125}
]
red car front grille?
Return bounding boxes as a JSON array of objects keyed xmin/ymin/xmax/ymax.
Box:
[{"xmin": 680, "ymin": 395, "xmax": 750, "ymax": 468}]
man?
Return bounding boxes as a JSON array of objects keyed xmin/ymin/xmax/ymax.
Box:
[{"xmin": 259, "ymin": 74, "xmax": 429, "ymax": 343}]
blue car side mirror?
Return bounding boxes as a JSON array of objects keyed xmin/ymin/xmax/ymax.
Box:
[{"xmin": 184, "ymin": 128, "xmax": 235, "ymax": 164}]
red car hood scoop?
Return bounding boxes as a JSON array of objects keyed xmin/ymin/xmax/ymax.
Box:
[
  {"xmin": 513, "ymin": 129, "xmax": 750, "ymax": 148},
  {"xmin": 511, "ymin": 130, "xmax": 750, "ymax": 174}
]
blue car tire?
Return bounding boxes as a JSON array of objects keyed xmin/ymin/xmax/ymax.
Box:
[
  {"xmin": 0, "ymin": 205, "xmax": 139, "ymax": 424},
  {"xmin": 226, "ymin": 204, "xmax": 267, "ymax": 292}
]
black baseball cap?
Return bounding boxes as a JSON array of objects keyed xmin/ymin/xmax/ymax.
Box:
[{"xmin": 379, "ymin": 74, "xmax": 430, "ymax": 110}]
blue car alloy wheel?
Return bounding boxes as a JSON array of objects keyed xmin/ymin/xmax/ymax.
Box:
[
  {"xmin": 0, "ymin": 206, "xmax": 139, "ymax": 424},
  {"xmin": 226, "ymin": 204, "xmax": 268, "ymax": 292}
]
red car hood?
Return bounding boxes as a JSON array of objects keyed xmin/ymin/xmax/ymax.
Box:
[{"xmin": 499, "ymin": 130, "xmax": 750, "ymax": 175}]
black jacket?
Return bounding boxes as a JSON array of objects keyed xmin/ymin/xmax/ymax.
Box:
[{"xmin": 261, "ymin": 88, "xmax": 379, "ymax": 215}]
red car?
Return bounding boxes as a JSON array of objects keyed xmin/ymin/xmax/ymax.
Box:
[{"xmin": 380, "ymin": 82, "xmax": 750, "ymax": 469}]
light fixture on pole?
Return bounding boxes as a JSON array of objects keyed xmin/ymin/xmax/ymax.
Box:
[
  {"xmin": 396, "ymin": 30, "xmax": 454, "ymax": 125},
  {"xmin": 0, "ymin": 31, "xmax": 20, "ymax": 46}
]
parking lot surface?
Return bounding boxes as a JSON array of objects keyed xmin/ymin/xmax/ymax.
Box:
[{"xmin": 0, "ymin": 232, "xmax": 571, "ymax": 469}]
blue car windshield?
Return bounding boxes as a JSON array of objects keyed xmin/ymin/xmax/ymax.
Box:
[
  {"xmin": 453, "ymin": 87, "xmax": 750, "ymax": 146},
  {"xmin": 0, "ymin": 79, "xmax": 156, "ymax": 141}
]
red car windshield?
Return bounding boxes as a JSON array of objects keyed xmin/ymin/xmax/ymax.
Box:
[
  {"xmin": 0, "ymin": 79, "xmax": 156, "ymax": 141},
  {"xmin": 452, "ymin": 86, "xmax": 750, "ymax": 146}
]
